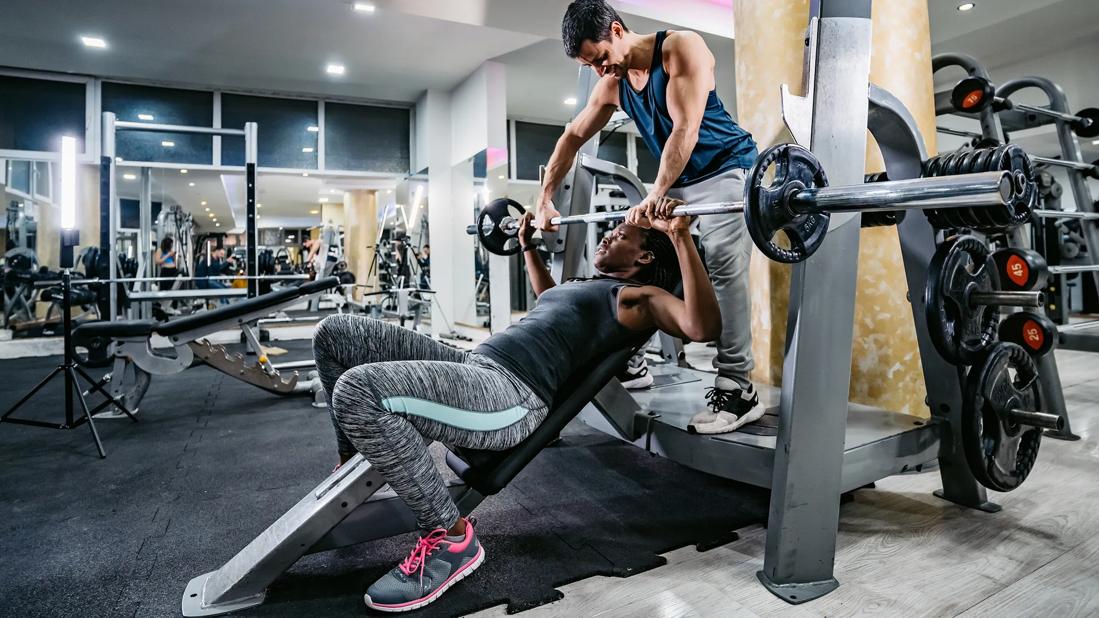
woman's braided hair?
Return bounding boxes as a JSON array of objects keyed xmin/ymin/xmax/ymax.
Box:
[{"xmin": 636, "ymin": 227, "xmax": 681, "ymax": 294}]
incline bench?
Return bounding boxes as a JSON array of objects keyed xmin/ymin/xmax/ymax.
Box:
[
  {"xmin": 180, "ymin": 343, "xmax": 644, "ymax": 616},
  {"xmin": 73, "ymin": 277, "xmax": 339, "ymax": 412}
]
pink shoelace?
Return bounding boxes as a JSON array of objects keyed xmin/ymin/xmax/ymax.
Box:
[{"xmin": 398, "ymin": 529, "xmax": 449, "ymax": 577}]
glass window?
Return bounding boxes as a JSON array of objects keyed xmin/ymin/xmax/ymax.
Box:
[
  {"xmin": 221, "ymin": 93, "xmax": 318, "ymax": 168},
  {"xmin": 636, "ymin": 137, "xmax": 659, "ymax": 183},
  {"xmin": 7, "ymin": 160, "xmax": 31, "ymax": 194},
  {"xmin": 0, "ymin": 75, "xmax": 86, "ymax": 153},
  {"xmin": 473, "ymin": 149, "xmax": 486, "ymax": 179},
  {"xmin": 119, "ymin": 198, "xmax": 163, "ymax": 230},
  {"xmin": 514, "ymin": 121, "xmax": 563, "ymax": 181},
  {"xmin": 324, "ymin": 103, "xmax": 410, "ymax": 173},
  {"xmin": 597, "ymin": 131, "xmax": 628, "ymax": 167},
  {"xmin": 33, "ymin": 161, "xmax": 51, "ymax": 199},
  {"xmin": 102, "ymin": 82, "xmax": 214, "ymax": 165}
]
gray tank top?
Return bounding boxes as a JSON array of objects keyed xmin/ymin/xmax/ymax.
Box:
[{"xmin": 474, "ymin": 277, "xmax": 652, "ymax": 405}]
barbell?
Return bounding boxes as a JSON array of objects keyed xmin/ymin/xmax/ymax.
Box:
[
  {"xmin": 950, "ymin": 76, "xmax": 1099, "ymax": 139},
  {"xmin": 470, "ymin": 143, "xmax": 1027, "ymax": 264}
]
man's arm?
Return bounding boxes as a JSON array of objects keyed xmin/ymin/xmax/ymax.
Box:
[
  {"xmin": 640, "ymin": 32, "xmax": 715, "ymax": 217},
  {"xmin": 536, "ymin": 77, "xmax": 619, "ymax": 229},
  {"xmin": 621, "ymin": 205, "xmax": 720, "ymax": 341}
]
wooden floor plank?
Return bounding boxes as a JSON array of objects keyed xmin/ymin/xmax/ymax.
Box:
[{"xmin": 957, "ymin": 535, "xmax": 1099, "ymax": 617}]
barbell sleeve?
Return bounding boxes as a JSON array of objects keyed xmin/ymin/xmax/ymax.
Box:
[
  {"xmin": 1032, "ymin": 209, "xmax": 1099, "ymax": 220},
  {"xmin": 968, "ymin": 290, "xmax": 1045, "ymax": 308},
  {"xmin": 789, "ymin": 171, "xmax": 1014, "ymax": 213},
  {"xmin": 1007, "ymin": 408, "xmax": 1064, "ymax": 431},
  {"xmin": 1048, "ymin": 264, "xmax": 1099, "ymax": 275}
]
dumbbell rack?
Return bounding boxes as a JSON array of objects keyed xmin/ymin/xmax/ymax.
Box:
[
  {"xmin": 543, "ymin": 3, "xmax": 1026, "ymax": 604},
  {"xmin": 932, "ymin": 55, "xmax": 1085, "ymax": 440}
]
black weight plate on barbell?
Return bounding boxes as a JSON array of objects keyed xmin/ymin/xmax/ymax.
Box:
[
  {"xmin": 948, "ymin": 151, "xmax": 990, "ymax": 229},
  {"xmin": 937, "ymin": 152, "xmax": 978, "ymax": 229},
  {"xmin": 925, "ymin": 235, "xmax": 1001, "ymax": 365},
  {"xmin": 998, "ymin": 144, "xmax": 1037, "ymax": 225},
  {"xmin": 860, "ymin": 171, "xmax": 906, "ymax": 227},
  {"xmin": 966, "ymin": 148, "xmax": 1009, "ymax": 230},
  {"xmin": 962, "ymin": 342, "xmax": 1043, "ymax": 492},
  {"xmin": 744, "ymin": 143, "xmax": 829, "ymax": 264},
  {"xmin": 476, "ymin": 197, "xmax": 526, "ymax": 256},
  {"xmin": 921, "ymin": 155, "xmax": 951, "ymax": 229}
]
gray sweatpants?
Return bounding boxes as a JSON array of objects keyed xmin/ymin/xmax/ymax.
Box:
[
  {"xmin": 313, "ymin": 314, "xmax": 548, "ymax": 530},
  {"xmin": 668, "ymin": 167, "xmax": 754, "ymax": 387}
]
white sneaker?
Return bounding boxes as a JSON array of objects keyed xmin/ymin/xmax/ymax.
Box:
[
  {"xmin": 688, "ymin": 380, "xmax": 763, "ymax": 435},
  {"xmin": 617, "ymin": 351, "xmax": 654, "ymax": 390}
]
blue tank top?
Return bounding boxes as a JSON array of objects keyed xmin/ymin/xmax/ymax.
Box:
[{"xmin": 618, "ymin": 31, "xmax": 757, "ymax": 187}]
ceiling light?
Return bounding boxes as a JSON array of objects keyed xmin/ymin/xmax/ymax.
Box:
[
  {"xmin": 215, "ymin": 222, "xmax": 220, "ymax": 227},
  {"xmin": 563, "ymin": 96, "xmax": 577, "ymax": 106},
  {"xmin": 302, "ymin": 147, "xmax": 315, "ymax": 153},
  {"xmin": 257, "ymin": 203, "xmax": 262, "ymax": 208},
  {"xmin": 115, "ymin": 157, "xmax": 123, "ymax": 163},
  {"xmin": 310, "ymin": 209, "xmax": 320, "ymax": 214},
  {"xmin": 80, "ymin": 36, "xmax": 108, "ymax": 49},
  {"xmin": 302, "ymin": 172, "xmax": 309, "ymax": 177},
  {"xmin": 386, "ymin": 189, "xmax": 392, "ymax": 194},
  {"xmin": 307, "ymin": 125, "xmax": 320, "ymax": 133},
  {"xmin": 1092, "ymin": 139, "xmax": 1099, "ymax": 145},
  {"xmin": 123, "ymin": 173, "xmax": 137, "ymax": 180},
  {"xmin": 161, "ymin": 140, "xmax": 175, "ymax": 147},
  {"xmin": 330, "ymin": 189, "xmax": 340, "ymax": 194},
  {"xmin": 497, "ymin": 174, "xmax": 506, "ymax": 180},
  {"xmin": 353, "ymin": 2, "xmax": 376, "ymax": 13},
  {"xmin": 201, "ymin": 200, "xmax": 207, "ymax": 206},
  {"xmin": 138, "ymin": 113, "xmax": 154, "ymax": 121},
  {"xmin": 956, "ymin": 2, "xmax": 975, "ymax": 10},
  {"xmin": 319, "ymin": 197, "xmax": 329, "ymax": 203},
  {"xmin": 179, "ymin": 169, "xmax": 188, "ymax": 174},
  {"xmin": 326, "ymin": 63, "xmax": 346, "ymax": 76},
  {"xmin": 204, "ymin": 207, "xmax": 210, "ymax": 212},
  {"xmin": 188, "ymin": 182, "xmax": 195, "ymax": 187},
  {"xmin": 208, "ymin": 212, "xmax": 215, "ymax": 218}
]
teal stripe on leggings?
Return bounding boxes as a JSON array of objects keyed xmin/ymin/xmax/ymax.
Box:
[{"xmin": 382, "ymin": 397, "xmax": 529, "ymax": 431}]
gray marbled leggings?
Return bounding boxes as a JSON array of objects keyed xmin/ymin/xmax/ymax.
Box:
[{"xmin": 313, "ymin": 314, "xmax": 548, "ymax": 530}]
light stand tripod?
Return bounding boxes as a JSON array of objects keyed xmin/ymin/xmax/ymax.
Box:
[{"xmin": 0, "ymin": 269, "xmax": 137, "ymax": 458}]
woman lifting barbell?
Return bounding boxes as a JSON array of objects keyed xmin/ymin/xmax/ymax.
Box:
[{"xmin": 312, "ymin": 198, "xmax": 725, "ymax": 612}]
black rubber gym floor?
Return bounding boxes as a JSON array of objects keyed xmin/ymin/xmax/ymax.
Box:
[{"xmin": 0, "ymin": 345, "xmax": 770, "ymax": 617}]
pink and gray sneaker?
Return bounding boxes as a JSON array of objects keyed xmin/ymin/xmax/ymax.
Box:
[{"xmin": 364, "ymin": 517, "xmax": 485, "ymax": 613}]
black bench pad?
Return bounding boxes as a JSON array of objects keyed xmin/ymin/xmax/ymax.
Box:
[
  {"xmin": 73, "ymin": 319, "xmax": 158, "ymax": 340},
  {"xmin": 156, "ymin": 276, "xmax": 339, "ymax": 337},
  {"xmin": 453, "ymin": 337, "xmax": 650, "ymax": 496}
]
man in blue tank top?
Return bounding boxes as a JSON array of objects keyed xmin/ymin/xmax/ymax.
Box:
[{"xmin": 534, "ymin": 0, "xmax": 762, "ymax": 434}]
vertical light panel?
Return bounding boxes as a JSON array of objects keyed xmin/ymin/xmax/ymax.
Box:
[{"xmin": 60, "ymin": 135, "xmax": 77, "ymax": 230}]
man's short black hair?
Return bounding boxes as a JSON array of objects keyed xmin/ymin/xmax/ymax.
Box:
[{"xmin": 561, "ymin": 0, "xmax": 628, "ymax": 58}]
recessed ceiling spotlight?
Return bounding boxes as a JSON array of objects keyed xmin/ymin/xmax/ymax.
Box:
[
  {"xmin": 310, "ymin": 209, "xmax": 320, "ymax": 214},
  {"xmin": 307, "ymin": 125, "xmax": 320, "ymax": 133},
  {"xmin": 188, "ymin": 182, "xmax": 195, "ymax": 187},
  {"xmin": 302, "ymin": 147, "xmax": 315, "ymax": 153},
  {"xmin": 319, "ymin": 197, "xmax": 329, "ymax": 203},
  {"xmin": 201, "ymin": 200, "xmax": 207, "ymax": 206},
  {"xmin": 1092, "ymin": 139, "xmax": 1099, "ymax": 145},
  {"xmin": 215, "ymin": 222, "xmax": 221, "ymax": 227},
  {"xmin": 563, "ymin": 96, "xmax": 577, "ymax": 106},
  {"xmin": 497, "ymin": 174, "xmax": 506, "ymax": 180},
  {"xmin": 208, "ymin": 212, "xmax": 215, "ymax": 218},
  {"xmin": 257, "ymin": 203, "xmax": 263, "ymax": 208},
  {"xmin": 115, "ymin": 157, "xmax": 123, "ymax": 163},
  {"xmin": 326, "ymin": 63, "xmax": 346, "ymax": 76},
  {"xmin": 204, "ymin": 207, "xmax": 210, "ymax": 212},
  {"xmin": 138, "ymin": 113, "xmax": 154, "ymax": 121},
  {"xmin": 956, "ymin": 2, "xmax": 975, "ymax": 11},
  {"xmin": 180, "ymin": 169, "xmax": 188, "ymax": 174},
  {"xmin": 161, "ymin": 140, "xmax": 175, "ymax": 147},
  {"xmin": 353, "ymin": 2, "xmax": 376, "ymax": 13},
  {"xmin": 302, "ymin": 172, "xmax": 309, "ymax": 177},
  {"xmin": 386, "ymin": 189, "xmax": 392, "ymax": 194},
  {"xmin": 80, "ymin": 36, "xmax": 108, "ymax": 49},
  {"xmin": 122, "ymin": 173, "xmax": 137, "ymax": 180}
]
